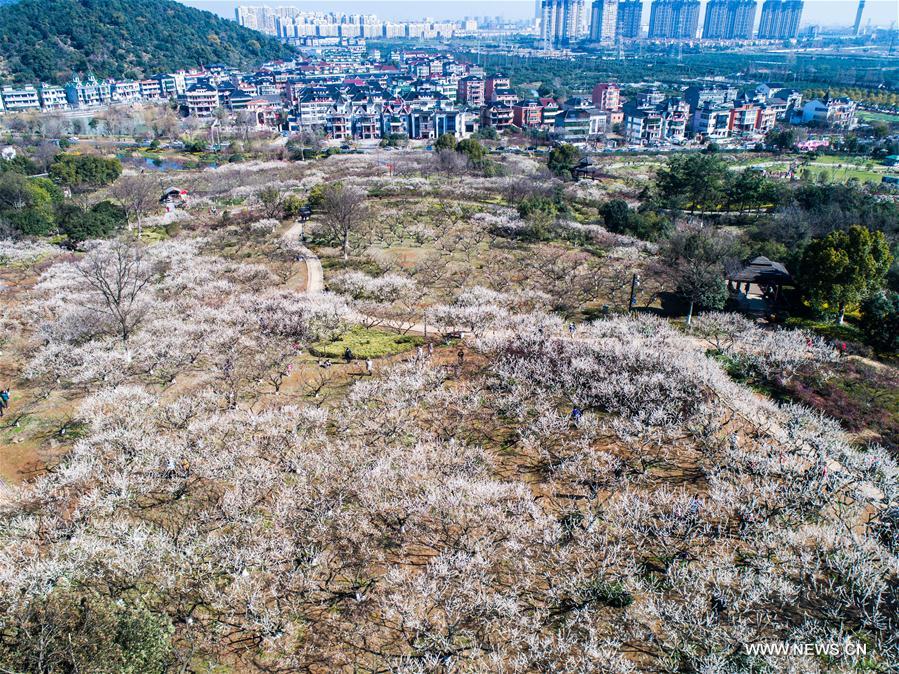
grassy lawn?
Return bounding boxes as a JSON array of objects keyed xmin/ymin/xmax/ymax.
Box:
[
  {"xmin": 801, "ymin": 164, "xmax": 883, "ymax": 184},
  {"xmin": 857, "ymin": 110, "xmax": 899, "ymax": 124},
  {"xmin": 310, "ymin": 325, "xmax": 423, "ymax": 360},
  {"xmin": 811, "ymin": 154, "xmax": 871, "ymax": 165},
  {"xmin": 139, "ymin": 226, "xmax": 171, "ymax": 243}
]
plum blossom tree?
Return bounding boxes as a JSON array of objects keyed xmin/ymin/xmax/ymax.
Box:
[
  {"xmin": 109, "ymin": 173, "xmax": 161, "ymax": 239},
  {"xmin": 329, "ymin": 270, "xmax": 423, "ymax": 330},
  {"xmin": 319, "ymin": 182, "xmax": 369, "ymax": 260}
]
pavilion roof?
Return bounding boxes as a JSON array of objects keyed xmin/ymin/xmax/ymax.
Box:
[{"xmin": 726, "ymin": 256, "xmax": 791, "ymax": 284}]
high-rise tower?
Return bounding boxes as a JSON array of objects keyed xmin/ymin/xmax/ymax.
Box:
[
  {"xmin": 590, "ymin": 0, "xmax": 619, "ymax": 43},
  {"xmin": 616, "ymin": 0, "xmax": 643, "ymax": 37},
  {"xmin": 702, "ymin": 0, "xmax": 757, "ymax": 39},
  {"xmin": 853, "ymin": 0, "xmax": 865, "ymax": 35},
  {"xmin": 542, "ymin": 0, "xmax": 589, "ymax": 48},
  {"xmin": 648, "ymin": 0, "xmax": 701, "ymax": 39}
]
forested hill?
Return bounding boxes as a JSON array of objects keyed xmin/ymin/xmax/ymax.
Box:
[{"xmin": 0, "ymin": 0, "xmax": 296, "ymax": 84}]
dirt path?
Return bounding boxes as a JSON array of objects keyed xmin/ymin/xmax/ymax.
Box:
[{"xmin": 282, "ymin": 221, "xmax": 323, "ymax": 294}]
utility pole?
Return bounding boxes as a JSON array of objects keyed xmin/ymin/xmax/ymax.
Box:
[{"xmin": 629, "ymin": 273, "xmax": 640, "ymax": 311}]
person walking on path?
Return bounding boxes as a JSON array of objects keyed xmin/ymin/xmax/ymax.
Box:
[
  {"xmin": 570, "ymin": 406, "xmax": 582, "ymax": 426},
  {"xmin": 0, "ymin": 388, "xmax": 9, "ymax": 418},
  {"xmin": 365, "ymin": 359, "xmax": 373, "ymax": 376},
  {"xmin": 344, "ymin": 347, "xmax": 354, "ymax": 363}
]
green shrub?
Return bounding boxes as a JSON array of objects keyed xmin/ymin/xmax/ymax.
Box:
[
  {"xmin": 49, "ymin": 154, "xmax": 122, "ymax": 191},
  {"xmin": 0, "ymin": 587, "xmax": 173, "ymax": 674},
  {"xmin": 59, "ymin": 200, "xmax": 127, "ymax": 243},
  {"xmin": 860, "ymin": 290, "xmax": 899, "ymax": 354}
]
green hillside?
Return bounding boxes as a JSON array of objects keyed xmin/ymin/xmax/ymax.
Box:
[{"xmin": 0, "ymin": 0, "xmax": 295, "ymax": 84}]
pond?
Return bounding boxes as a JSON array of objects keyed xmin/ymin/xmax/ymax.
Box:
[{"xmin": 118, "ymin": 156, "xmax": 219, "ymax": 172}]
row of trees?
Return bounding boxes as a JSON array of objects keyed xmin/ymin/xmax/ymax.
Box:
[{"xmin": 655, "ymin": 153, "xmax": 785, "ymax": 213}]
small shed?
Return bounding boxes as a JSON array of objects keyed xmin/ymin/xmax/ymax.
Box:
[{"xmin": 160, "ymin": 187, "xmax": 189, "ymax": 212}]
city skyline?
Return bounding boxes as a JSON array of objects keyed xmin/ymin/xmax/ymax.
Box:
[{"xmin": 180, "ymin": 0, "xmax": 898, "ymax": 28}]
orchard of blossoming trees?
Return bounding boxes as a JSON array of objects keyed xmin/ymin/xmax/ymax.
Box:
[
  {"xmin": 0, "ymin": 232, "xmax": 896, "ymax": 672},
  {"xmin": 0, "ymin": 142, "xmax": 895, "ymax": 672}
]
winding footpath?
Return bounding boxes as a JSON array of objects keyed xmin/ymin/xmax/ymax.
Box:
[
  {"xmin": 282, "ymin": 221, "xmax": 323, "ymax": 294},
  {"xmin": 280, "ymin": 220, "xmax": 431, "ymax": 335}
]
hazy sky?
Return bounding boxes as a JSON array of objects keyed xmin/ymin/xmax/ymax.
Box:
[{"xmin": 180, "ymin": 0, "xmax": 898, "ymax": 28}]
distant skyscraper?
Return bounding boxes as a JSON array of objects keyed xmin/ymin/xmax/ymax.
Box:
[
  {"xmin": 853, "ymin": 0, "xmax": 865, "ymax": 34},
  {"xmin": 648, "ymin": 0, "xmax": 701, "ymax": 38},
  {"xmin": 702, "ymin": 0, "xmax": 757, "ymax": 39},
  {"xmin": 542, "ymin": 0, "xmax": 589, "ymax": 48},
  {"xmin": 757, "ymin": 0, "xmax": 803, "ymax": 39},
  {"xmin": 616, "ymin": 0, "xmax": 643, "ymax": 37},
  {"xmin": 590, "ymin": 0, "xmax": 619, "ymax": 42}
]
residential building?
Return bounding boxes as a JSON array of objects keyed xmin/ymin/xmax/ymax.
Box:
[
  {"xmin": 542, "ymin": 0, "xmax": 589, "ymax": 48},
  {"xmin": 587, "ymin": 107, "xmax": 610, "ymax": 135},
  {"xmin": 353, "ymin": 110, "xmax": 382, "ymax": 139},
  {"xmin": 755, "ymin": 83, "xmax": 802, "ymax": 117},
  {"xmin": 153, "ymin": 74, "xmax": 184, "ymax": 98},
  {"xmin": 457, "ymin": 76, "xmax": 485, "ymax": 107},
  {"xmin": 702, "ymin": 0, "xmax": 757, "ymax": 39},
  {"xmin": 616, "ymin": 0, "xmax": 643, "ymax": 37},
  {"xmin": 757, "ymin": 0, "xmax": 803, "ymax": 39},
  {"xmin": 592, "ymin": 82, "xmax": 623, "ymax": 125},
  {"xmin": 139, "ymin": 79, "xmax": 163, "ymax": 99},
  {"xmin": 485, "ymin": 75, "xmax": 511, "ymax": 101},
  {"xmin": 796, "ymin": 96, "xmax": 857, "ymax": 129},
  {"xmin": 659, "ymin": 98, "xmax": 690, "ymax": 140},
  {"xmin": 592, "ymin": 82, "xmax": 621, "ymax": 111},
  {"xmin": 65, "ymin": 74, "xmax": 111, "ymax": 108},
  {"xmin": 636, "ymin": 89, "xmax": 667, "ymax": 107},
  {"xmin": 326, "ymin": 110, "xmax": 352, "ymax": 139},
  {"xmin": 756, "ymin": 104, "xmax": 779, "ymax": 133},
  {"xmin": 691, "ymin": 102, "xmax": 733, "ymax": 138},
  {"xmin": 648, "ymin": 0, "xmax": 701, "ymax": 38},
  {"xmin": 540, "ymin": 97, "xmax": 562, "ymax": 126},
  {"xmin": 38, "ymin": 85, "xmax": 68, "ymax": 111},
  {"xmin": 589, "ymin": 0, "xmax": 618, "ymax": 43},
  {"xmin": 112, "ymin": 80, "xmax": 141, "ymax": 103},
  {"xmin": 729, "ymin": 101, "xmax": 762, "ymax": 135},
  {"xmin": 482, "ymin": 102, "xmax": 514, "ymax": 131},
  {"xmin": 434, "ymin": 109, "xmax": 470, "ymax": 138},
  {"xmin": 624, "ymin": 104, "xmax": 663, "ymax": 144},
  {"xmin": 245, "ymin": 97, "xmax": 283, "ymax": 130},
  {"xmin": 553, "ymin": 107, "xmax": 593, "ymax": 142},
  {"xmin": 182, "ymin": 82, "xmax": 221, "ymax": 117},
  {"xmin": 297, "ymin": 88, "xmax": 338, "ymax": 127},
  {"xmin": 624, "ymin": 99, "xmax": 688, "ymax": 144},
  {"xmin": 684, "ymin": 84, "xmax": 739, "ymax": 112},
  {"xmin": 512, "ymin": 99, "xmax": 543, "ymax": 128},
  {"xmin": 0, "ymin": 85, "xmax": 41, "ymax": 111}
]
